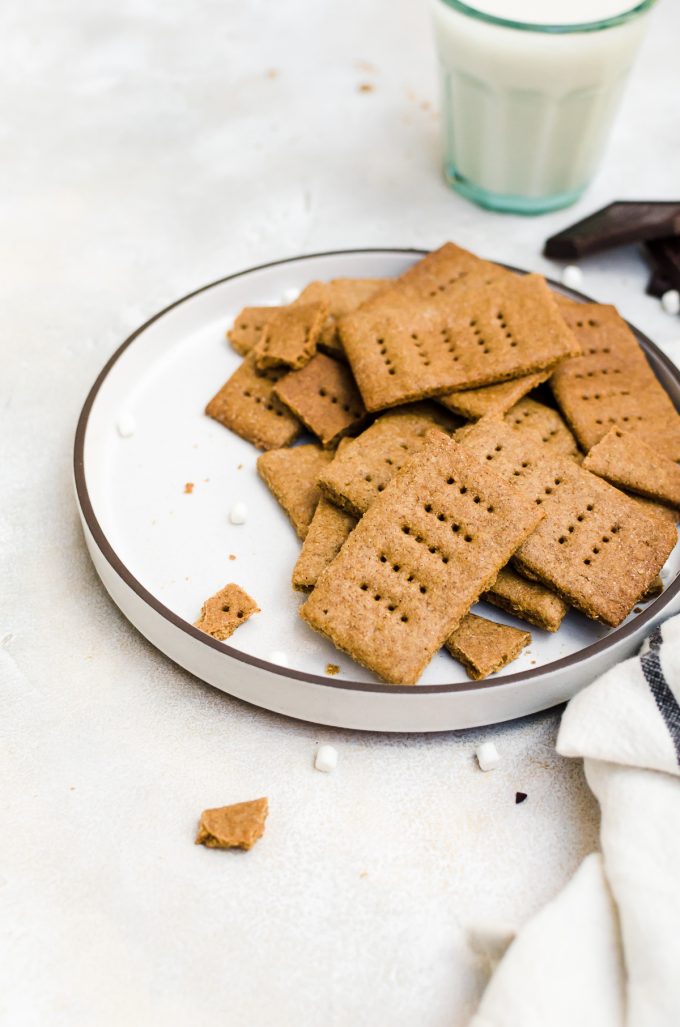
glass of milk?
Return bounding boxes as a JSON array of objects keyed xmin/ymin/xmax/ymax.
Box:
[{"xmin": 432, "ymin": 0, "xmax": 657, "ymax": 214}]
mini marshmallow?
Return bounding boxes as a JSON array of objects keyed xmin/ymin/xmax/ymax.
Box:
[
  {"xmin": 270, "ymin": 650, "xmax": 289, "ymax": 667},
  {"xmin": 281, "ymin": 286, "xmax": 301, "ymax": 304},
  {"xmin": 561, "ymin": 265, "xmax": 583, "ymax": 290},
  {"xmin": 475, "ymin": 741, "xmax": 500, "ymax": 772},
  {"xmin": 314, "ymin": 745, "xmax": 338, "ymax": 773},
  {"xmin": 116, "ymin": 411, "xmax": 136, "ymax": 438},
  {"xmin": 661, "ymin": 290, "xmax": 680, "ymax": 316},
  {"xmin": 229, "ymin": 502, "xmax": 248, "ymax": 525}
]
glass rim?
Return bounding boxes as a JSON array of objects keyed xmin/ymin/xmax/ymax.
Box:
[{"xmin": 436, "ymin": 0, "xmax": 656, "ymax": 34}]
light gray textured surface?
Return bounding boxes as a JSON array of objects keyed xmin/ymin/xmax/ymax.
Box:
[{"xmin": 1, "ymin": 1, "xmax": 679, "ymax": 1024}]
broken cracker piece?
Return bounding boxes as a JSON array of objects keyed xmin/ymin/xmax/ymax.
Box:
[
  {"xmin": 484, "ymin": 566, "xmax": 568, "ymax": 633},
  {"xmin": 446, "ymin": 613, "xmax": 531, "ymax": 680},
  {"xmin": 438, "ymin": 371, "xmax": 550, "ymax": 420},
  {"xmin": 195, "ymin": 797, "xmax": 268, "ymax": 851},
  {"xmin": 253, "ymin": 300, "xmax": 328, "ymax": 371},
  {"xmin": 194, "ymin": 583, "xmax": 260, "ymax": 641},
  {"xmin": 582, "ymin": 426, "xmax": 680, "ymax": 509},
  {"xmin": 227, "ymin": 306, "xmax": 282, "ymax": 356}
]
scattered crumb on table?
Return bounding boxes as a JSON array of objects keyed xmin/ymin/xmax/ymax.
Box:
[
  {"xmin": 325, "ymin": 663, "xmax": 340, "ymax": 676},
  {"xmin": 229, "ymin": 554, "xmax": 236, "ymax": 561},
  {"xmin": 184, "ymin": 482, "xmax": 194, "ymax": 494},
  {"xmin": 265, "ymin": 68, "xmax": 279, "ymax": 79},
  {"xmin": 358, "ymin": 82, "xmax": 374, "ymax": 93}
]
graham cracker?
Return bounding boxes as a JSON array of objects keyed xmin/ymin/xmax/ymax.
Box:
[
  {"xmin": 438, "ymin": 371, "xmax": 550, "ymax": 420},
  {"xmin": 394, "ymin": 241, "xmax": 510, "ymax": 301},
  {"xmin": 583, "ymin": 427, "xmax": 680, "ymax": 508},
  {"xmin": 194, "ymin": 583, "xmax": 260, "ymax": 641},
  {"xmin": 502, "ymin": 398, "xmax": 580, "ymax": 459},
  {"xmin": 273, "ymin": 352, "xmax": 368, "ymax": 447},
  {"xmin": 317, "ymin": 404, "xmax": 460, "ymax": 516},
  {"xmin": 340, "ymin": 272, "xmax": 580, "ymax": 412},
  {"xmin": 300, "ymin": 431, "xmax": 544, "ymax": 684},
  {"xmin": 625, "ymin": 492, "xmax": 680, "ymax": 527},
  {"xmin": 206, "ymin": 356, "xmax": 301, "ymax": 450},
  {"xmin": 483, "ymin": 567, "xmax": 568, "ymax": 633},
  {"xmin": 445, "ymin": 612, "xmax": 531, "ymax": 680},
  {"xmin": 292, "ymin": 498, "xmax": 357, "ymax": 591},
  {"xmin": 253, "ymin": 300, "xmax": 328, "ymax": 371},
  {"xmin": 644, "ymin": 575, "xmax": 664, "ymax": 600},
  {"xmin": 227, "ymin": 306, "xmax": 281, "ymax": 357},
  {"xmin": 460, "ymin": 418, "xmax": 677, "ymax": 625},
  {"xmin": 551, "ymin": 301, "xmax": 680, "ymax": 459},
  {"xmin": 297, "ymin": 278, "xmax": 391, "ymax": 358},
  {"xmin": 195, "ymin": 797, "xmax": 268, "ymax": 851},
  {"xmin": 256, "ymin": 444, "xmax": 334, "ymax": 540}
]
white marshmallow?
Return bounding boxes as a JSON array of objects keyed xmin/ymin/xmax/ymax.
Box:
[
  {"xmin": 229, "ymin": 502, "xmax": 248, "ymax": 525},
  {"xmin": 270, "ymin": 650, "xmax": 289, "ymax": 667},
  {"xmin": 281, "ymin": 286, "xmax": 301, "ymax": 304},
  {"xmin": 561, "ymin": 265, "xmax": 583, "ymax": 290},
  {"xmin": 314, "ymin": 744, "xmax": 338, "ymax": 773},
  {"xmin": 116, "ymin": 411, "xmax": 136, "ymax": 438},
  {"xmin": 661, "ymin": 290, "xmax": 680, "ymax": 316},
  {"xmin": 475, "ymin": 741, "xmax": 501, "ymax": 771}
]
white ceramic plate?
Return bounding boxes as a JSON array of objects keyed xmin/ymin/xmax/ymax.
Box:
[{"xmin": 74, "ymin": 249, "xmax": 680, "ymax": 731}]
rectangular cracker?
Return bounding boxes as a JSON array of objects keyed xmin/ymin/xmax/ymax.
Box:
[
  {"xmin": 300, "ymin": 431, "xmax": 544, "ymax": 684},
  {"xmin": 551, "ymin": 300, "xmax": 680, "ymax": 459},
  {"xmin": 317, "ymin": 404, "xmax": 460, "ymax": 516},
  {"xmin": 582, "ymin": 426, "xmax": 680, "ymax": 508},
  {"xmin": 253, "ymin": 300, "xmax": 328, "ymax": 371},
  {"xmin": 483, "ymin": 567, "xmax": 568, "ymax": 633},
  {"xmin": 340, "ymin": 271, "xmax": 580, "ymax": 412},
  {"xmin": 194, "ymin": 583, "xmax": 260, "ymax": 641},
  {"xmin": 206, "ymin": 356, "xmax": 301, "ymax": 450},
  {"xmin": 438, "ymin": 371, "xmax": 550, "ymax": 420},
  {"xmin": 227, "ymin": 306, "xmax": 282, "ymax": 357},
  {"xmin": 257, "ymin": 444, "xmax": 333, "ymax": 540},
  {"xmin": 292, "ymin": 498, "xmax": 357, "ymax": 591},
  {"xmin": 297, "ymin": 278, "xmax": 391, "ymax": 358},
  {"xmin": 459, "ymin": 418, "xmax": 677, "ymax": 625},
  {"xmin": 273, "ymin": 352, "xmax": 368, "ymax": 447},
  {"xmin": 445, "ymin": 612, "xmax": 531, "ymax": 680}
]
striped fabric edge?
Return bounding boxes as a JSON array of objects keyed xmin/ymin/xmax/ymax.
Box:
[{"xmin": 640, "ymin": 624, "xmax": 680, "ymax": 766}]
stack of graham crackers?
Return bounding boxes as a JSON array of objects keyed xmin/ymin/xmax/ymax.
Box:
[{"xmin": 203, "ymin": 243, "xmax": 679, "ymax": 685}]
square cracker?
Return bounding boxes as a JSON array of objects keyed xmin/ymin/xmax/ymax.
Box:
[
  {"xmin": 317, "ymin": 404, "xmax": 460, "ymax": 516},
  {"xmin": 227, "ymin": 306, "xmax": 282, "ymax": 357},
  {"xmin": 297, "ymin": 278, "xmax": 391, "ymax": 358},
  {"xmin": 206, "ymin": 355, "xmax": 301, "ymax": 450},
  {"xmin": 483, "ymin": 567, "xmax": 568, "ymax": 633},
  {"xmin": 340, "ymin": 272, "xmax": 580, "ymax": 412},
  {"xmin": 445, "ymin": 613, "xmax": 531, "ymax": 680},
  {"xmin": 551, "ymin": 300, "xmax": 680, "ymax": 459},
  {"xmin": 439, "ymin": 371, "xmax": 549, "ymax": 420},
  {"xmin": 300, "ymin": 431, "xmax": 544, "ymax": 684},
  {"xmin": 292, "ymin": 498, "xmax": 357, "ymax": 591},
  {"xmin": 253, "ymin": 300, "xmax": 328, "ymax": 371},
  {"xmin": 257, "ymin": 444, "xmax": 334, "ymax": 540},
  {"xmin": 274, "ymin": 352, "xmax": 368, "ymax": 447},
  {"xmin": 582, "ymin": 426, "xmax": 680, "ymax": 508},
  {"xmin": 194, "ymin": 583, "xmax": 260, "ymax": 641},
  {"xmin": 460, "ymin": 418, "xmax": 677, "ymax": 626}
]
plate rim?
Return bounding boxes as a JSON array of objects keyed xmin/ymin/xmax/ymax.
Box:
[{"xmin": 73, "ymin": 246, "xmax": 680, "ymax": 695}]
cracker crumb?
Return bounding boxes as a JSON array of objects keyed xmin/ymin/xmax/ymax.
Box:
[
  {"xmin": 237, "ymin": 464, "xmax": 243, "ymax": 470},
  {"xmin": 358, "ymin": 82, "xmax": 374, "ymax": 93},
  {"xmin": 184, "ymin": 482, "xmax": 194, "ymax": 494},
  {"xmin": 325, "ymin": 663, "xmax": 340, "ymax": 676},
  {"xmin": 229, "ymin": 554, "xmax": 236, "ymax": 561},
  {"xmin": 195, "ymin": 797, "xmax": 268, "ymax": 851},
  {"xmin": 360, "ymin": 871, "xmax": 368, "ymax": 878},
  {"xmin": 265, "ymin": 68, "xmax": 279, "ymax": 79}
]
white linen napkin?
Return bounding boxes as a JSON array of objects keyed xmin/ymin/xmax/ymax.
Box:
[{"xmin": 469, "ymin": 615, "xmax": 680, "ymax": 1027}]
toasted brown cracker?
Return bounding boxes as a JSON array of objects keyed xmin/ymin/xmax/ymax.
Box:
[
  {"xmin": 194, "ymin": 583, "xmax": 260, "ymax": 641},
  {"xmin": 253, "ymin": 300, "xmax": 328, "ymax": 371},
  {"xmin": 317, "ymin": 404, "xmax": 460, "ymax": 516},
  {"xmin": 297, "ymin": 278, "xmax": 390, "ymax": 358},
  {"xmin": 257, "ymin": 444, "xmax": 333, "ymax": 540},
  {"xmin": 195, "ymin": 797, "xmax": 268, "ymax": 851},
  {"xmin": 273, "ymin": 352, "xmax": 368, "ymax": 447},
  {"xmin": 439, "ymin": 371, "xmax": 550, "ymax": 420},
  {"xmin": 206, "ymin": 356, "xmax": 301, "ymax": 450},
  {"xmin": 292, "ymin": 498, "xmax": 357, "ymax": 591},
  {"xmin": 446, "ymin": 612, "xmax": 531, "ymax": 680},
  {"xmin": 625, "ymin": 492, "xmax": 680, "ymax": 527},
  {"xmin": 501, "ymin": 398, "xmax": 580, "ymax": 459},
  {"xmin": 551, "ymin": 301, "xmax": 680, "ymax": 459},
  {"xmin": 340, "ymin": 270, "xmax": 579, "ymax": 412},
  {"xmin": 484, "ymin": 566, "xmax": 568, "ymax": 633},
  {"xmin": 300, "ymin": 431, "xmax": 544, "ymax": 684},
  {"xmin": 394, "ymin": 241, "xmax": 509, "ymax": 301},
  {"xmin": 583, "ymin": 427, "xmax": 680, "ymax": 508},
  {"xmin": 227, "ymin": 306, "xmax": 281, "ymax": 356},
  {"xmin": 460, "ymin": 418, "xmax": 677, "ymax": 626}
]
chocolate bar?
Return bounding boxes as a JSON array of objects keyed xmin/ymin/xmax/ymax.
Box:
[
  {"xmin": 544, "ymin": 202, "xmax": 680, "ymax": 260},
  {"xmin": 645, "ymin": 236, "xmax": 680, "ymax": 294}
]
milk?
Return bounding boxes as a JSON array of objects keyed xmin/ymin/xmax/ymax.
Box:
[{"xmin": 432, "ymin": 0, "xmax": 655, "ymax": 213}]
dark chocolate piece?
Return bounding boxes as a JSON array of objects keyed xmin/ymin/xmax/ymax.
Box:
[
  {"xmin": 515, "ymin": 791, "xmax": 527, "ymax": 804},
  {"xmin": 544, "ymin": 202, "xmax": 680, "ymax": 260},
  {"xmin": 645, "ymin": 236, "xmax": 680, "ymax": 293},
  {"xmin": 647, "ymin": 270, "xmax": 673, "ymax": 298}
]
